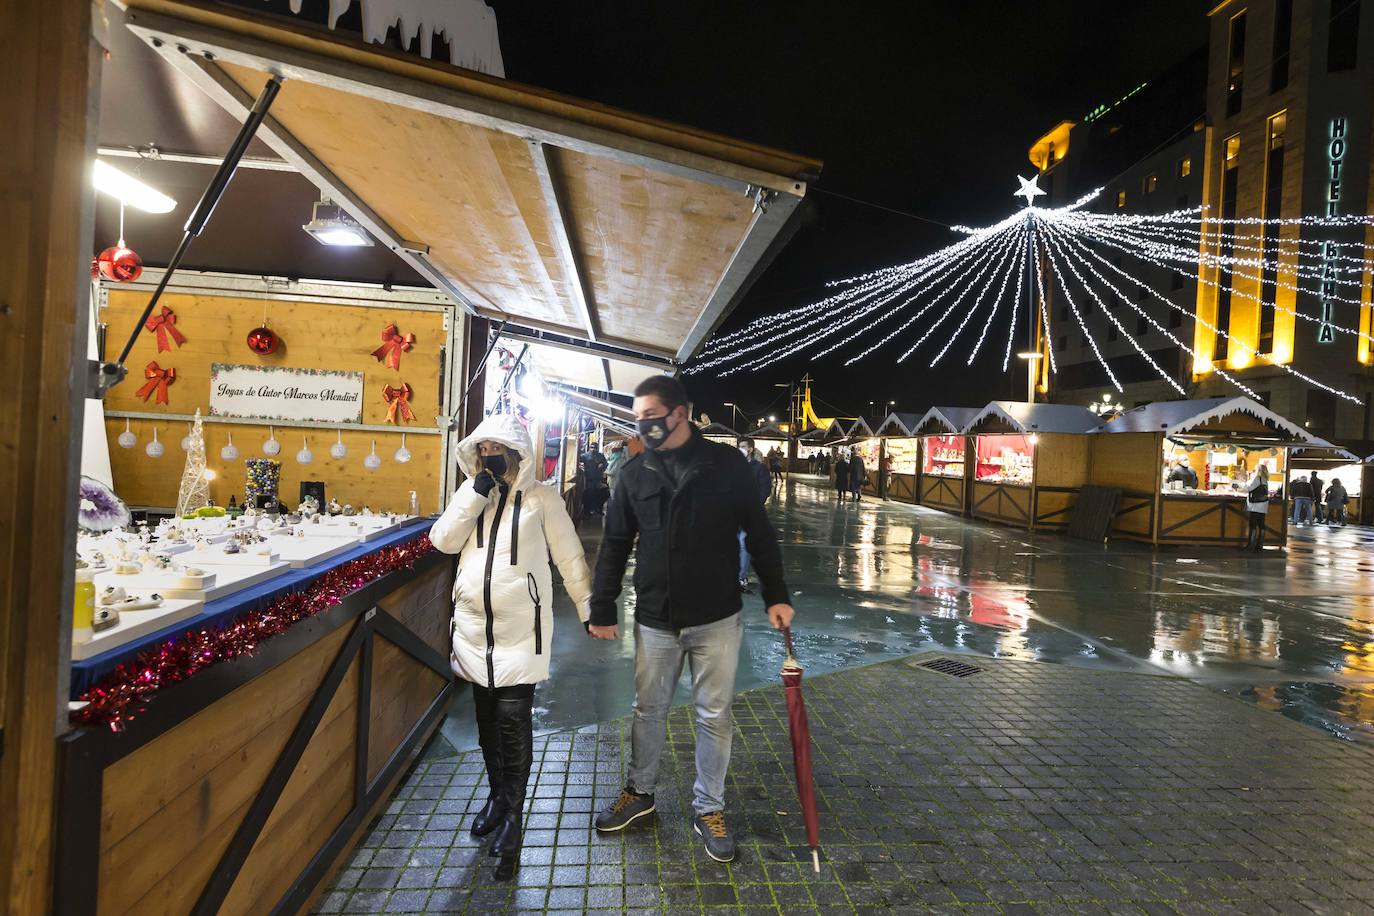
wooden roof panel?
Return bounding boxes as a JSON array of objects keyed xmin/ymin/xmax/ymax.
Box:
[
  {"xmin": 550, "ymin": 146, "xmax": 752, "ymax": 351},
  {"xmin": 220, "ymin": 61, "xmax": 581, "ymax": 330}
]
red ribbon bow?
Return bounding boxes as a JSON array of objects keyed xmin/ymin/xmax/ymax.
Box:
[
  {"xmin": 135, "ymin": 362, "xmax": 175, "ymax": 404},
  {"xmin": 383, "ymin": 383, "xmax": 416, "ymax": 423},
  {"xmin": 143, "ymin": 306, "xmax": 187, "ymax": 352},
  {"xmin": 371, "ymin": 323, "xmax": 414, "ymax": 371}
]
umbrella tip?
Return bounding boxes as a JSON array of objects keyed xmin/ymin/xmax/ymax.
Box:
[{"xmin": 812, "ymin": 849, "xmax": 821, "ymax": 873}]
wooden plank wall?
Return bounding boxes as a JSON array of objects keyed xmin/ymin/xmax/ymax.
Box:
[
  {"xmin": 0, "ymin": 1, "xmax": 95, "ymax": 911},
  {"xmin": 1034, "ymin": 434, "xmax": 1092, "ymax": 489},
  {"xmin": 94, "ymin": 559, "xmax": 453, "ymax": 916},
  {"xmin": 1088, "ymin": 432, "xmax": 1162, "ymax": 494},
  {"xmin": 100, "ymin": 289, "xmax": 445, "ymax": 511}
]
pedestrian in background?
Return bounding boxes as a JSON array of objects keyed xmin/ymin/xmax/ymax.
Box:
[
  {"xmin": 848, "ymin": 450, "xmax": 865, "ymax": 502},
  {"xmin": 1290, "ymin": 473, "xmax": 1314, "ymax": 526},
  {"xmin": 1244, "ymin": 461, "xmax": 1271, "ymax": 551},
  {"xmin": 588, "ymin": 376, "xmax": 794, "ymax": 864},
  {"xmin": 581, "ymin": 442, "xmax": 609, "ymax": 517},
  {"xmin": 1326, "ymin": 477, "xmax": 1349, "ymax": 526},
  {"xmin": 737, "ymin": 437, "xmax": 773, "ymax": 592},
  {"xmin": 1311, "ymin": 470, "xmax": 1326, "ymax": 523},
  {"xmin": 605, "ymin": 441, "xmax": 626, "ymax": 493},
  {"xmin": 834, "ymin": 450, "xmax": 851, "ymax": 500}
]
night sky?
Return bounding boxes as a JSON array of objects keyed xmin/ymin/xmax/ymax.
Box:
[{"xmin": 490, "ymin": 0, "xmax": 1209, "ymax": 425}]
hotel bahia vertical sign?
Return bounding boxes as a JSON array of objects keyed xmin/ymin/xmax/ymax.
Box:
[
  {"xmin": 1317, "ymin": 117, "xmax": 1346, "ymax": 344},
  {"xmin": 209, "ymin": 363, "xmax": 364, "ymax": 423}
]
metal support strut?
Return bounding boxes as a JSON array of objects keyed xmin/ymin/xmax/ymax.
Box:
[{"xmin": 95, "ymin": 75, "xmax": 284, "ymax": 396}]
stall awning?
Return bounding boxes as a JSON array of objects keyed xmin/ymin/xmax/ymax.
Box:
[
  {"xmin": 120, "ymin": 0, "xmax": 819, "ymax": 364},
  {"xmin": 1291, "ymin": 438, "xmax": 1359, "ymax": 461},
  {"xmin": 698, "ymin": 422, "xmax": 740, "ymax": 438},
  {"xmin": 965, "ymin": 401, "xmax": 1100, "ymax": 435},
  {"xmin": 500, "ymin": 331, "xmax": 670, "ymax": 397},
  {"xmin": 910, "ymin": 406, "xmax": 981, "ymax": 436},
  {"xmin": 876, "ymin": 412, "xmax": 921, "ymax": 437},
  {"xmin": 1094, "ymin": 397, "xmax": 1315, "ymax": 445}
]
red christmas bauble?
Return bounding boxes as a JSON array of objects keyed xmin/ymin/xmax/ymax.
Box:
[
  {"xmin": 246, "ymin": 326, "xmax": 279, "ymax": 355},
  {"xmin": 96, "ymin": 245, "xmax": 143, "ymax": 282}
]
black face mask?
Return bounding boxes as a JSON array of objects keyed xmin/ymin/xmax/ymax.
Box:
[
  {"xmin": 637, "ymin": 415, "xmax": 674, "ymax": 450},
  {"xmin": 481, "ymin": 454, "xmax": 507, "ymax": 477}
]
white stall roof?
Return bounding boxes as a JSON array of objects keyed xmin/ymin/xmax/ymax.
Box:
[
  {"xmin": 965, "ymin": 401, "xmax": 1100, "ymax": 435},
  {"xmin": 911, "ymin": 406, "xmax": 982, "ymax": 436},
  {"xmin": 876, "ymin": 412, "xmax": 921, "ymax": 437},
  {"xmin": 1094, "ymin": 397, "xmax": 1314, "ymax": 444}
]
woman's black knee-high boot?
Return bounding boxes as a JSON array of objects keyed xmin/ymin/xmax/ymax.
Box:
[
  {"xmin": 490, "ymin": 685, "xmax": 535, "ymax": 878},
  {"xmin": 470, "ymin": 685, "xmax": 507, "ymax": 837}
]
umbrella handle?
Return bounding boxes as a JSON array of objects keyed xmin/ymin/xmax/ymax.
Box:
[{"xmin": 783, "ymin": 626, "xmax": 797, "ymax": 660}]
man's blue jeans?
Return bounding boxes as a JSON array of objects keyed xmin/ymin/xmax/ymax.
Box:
[
  {"xmin": 737, "ymin": 529, "xmax": 748, "ymax": 580},
  {"xmin": 1293, "ymin": 497, "xmax": 1314, "ymax": 525},
  {"xmin": 626, "ymin": 614, "xmax": 743, "ymax": 815}
]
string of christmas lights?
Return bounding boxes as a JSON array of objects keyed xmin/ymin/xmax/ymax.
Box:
[{"xmin": 687, "ymin": 178, "xmax": 1374, "ymax": 405}]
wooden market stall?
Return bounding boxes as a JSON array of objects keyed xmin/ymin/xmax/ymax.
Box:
[
  {"xmin": 911, "ymin": 406, "xmax": 982, "ymax": 515},
  {"xmin": 844, "ymin": 419, "xmax": 882, "ymax": 494},
  {"xmin": 45, "ymin": 3, "xmax": 821, "ymax": 914},
  {"xmin": 699, "ymin": 421, "xmax": 741, "ymax": 446},
  {"xmin": 793, "ymin": 425, "xmax": 831, "ymax": 474},
  {"xmin": 1288, "ymin": 440, "xmax": 1366, "ymax": 525},
  {"xmin": 875, "ymin": 413, "xmax": 921, "ymax": 502},
  {"xmin": 966, "ymin": 401, "xmax": 1099, "ymax": 530},
  {"xmin": 1089, "ymin": 397, "xmax": 1310, "ymax": 546}
]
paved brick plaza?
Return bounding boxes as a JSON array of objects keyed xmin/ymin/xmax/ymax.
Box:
[{"xmin": 315, "ymin": 654, "xmax": 1374, "ymax": 914}]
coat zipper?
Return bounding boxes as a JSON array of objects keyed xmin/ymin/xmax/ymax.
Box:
[
  {"xmin": 644, "ymin": 459, "xmax": 710, "ymax": 629},
  {"xmin": 527, "ymin": 573, "xmax": 542, "ymax": 655},
  {"xmin": 476, "ymin": 511, "xmax": 485, "ymax": 548},
  {"xmin": 482, "ymin": 488, "xmax": 509, "ymax": 687},
  {"xmin": 510, "ymin": 490, "xmax": 522, "ymax": 566}
]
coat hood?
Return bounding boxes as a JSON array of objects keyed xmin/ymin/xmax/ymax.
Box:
[{"xmin": 456, "ymin": 413, "xmax": 538, "ymax": 489}]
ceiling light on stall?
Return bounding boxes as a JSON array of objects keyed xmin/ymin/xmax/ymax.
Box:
[
  {"xmin": 539, "ymin": 397, "xmax": 565, "ymax": 425},
  {"xmin": 92, "ymin": 160, "xmax": 177, "ymax": 213},
  {"xmin": 302, "ymin": 199, "xmax": 374, "ymax": 247}
]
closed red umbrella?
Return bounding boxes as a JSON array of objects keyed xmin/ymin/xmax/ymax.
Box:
[{"xmin": 781, "ymin": 627, "xmax": 822, "ymax": 872}]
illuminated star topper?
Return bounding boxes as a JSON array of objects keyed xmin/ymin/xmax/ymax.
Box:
[{"xmin": 1014, "ymin": 174, "xmax": 1046, "ymax": 207}]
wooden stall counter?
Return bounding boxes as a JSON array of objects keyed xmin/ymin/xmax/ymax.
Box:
[{"xmin": 55, "ymin": 524, "xmax": 457, "ymax": 916}]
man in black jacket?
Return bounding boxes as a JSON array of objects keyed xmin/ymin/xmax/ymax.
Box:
[{"xmin": 588, "ymin": 376, "xmax": 794, "ymax": 864}]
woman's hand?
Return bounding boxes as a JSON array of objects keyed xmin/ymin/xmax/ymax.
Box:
[{"xmin": 473, "ymin": 470, "xmax": 497, "ymax": 498}]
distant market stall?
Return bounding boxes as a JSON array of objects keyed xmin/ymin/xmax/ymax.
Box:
[
  {"xmin": 965, "ymin": 402, "xmax": 1099, "ymax": 530},
  {"xmin": 1288, "ymin": 441, "xmax": 1366, "ymax": 524},
  {"xmin": 1089, "ymin": 397, "xmax": 1309, "ymax": 546},
  {"xmin": 876, "ymin": 412, "xmax": 921, "ymax": 502},
  {"xmin": 912, "ymin": 406, "xmax": 981, "ymax": 515}
]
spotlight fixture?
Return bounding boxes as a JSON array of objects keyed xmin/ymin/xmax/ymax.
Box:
[
  {"xmin": 93, "ymin": 160, "xmax": 177, "ymax": 213},
  {"xmin": 302, "ymin": 199, "xmax": 373, "ymax": 247}
]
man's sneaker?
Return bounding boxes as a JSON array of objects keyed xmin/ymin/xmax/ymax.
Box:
[
  {"xmin": 692, "ymin": 811, "xmax": 736, "ymax": 863},
  {"xmin": 738, "ymin": 577, "xmax": 753, "ymax": 594},
  {"xmin": 594, "ymin": 787, "xmax": 655, "ymax": 832}
]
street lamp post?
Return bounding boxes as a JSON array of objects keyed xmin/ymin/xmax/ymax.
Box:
[
  {"xmin": 723, "ymin": 401, "xmax": 741, "ymax": 431},
  {"xmin": 1016, "ymin": 352, "xmax": 1043, "ymax": 405}
]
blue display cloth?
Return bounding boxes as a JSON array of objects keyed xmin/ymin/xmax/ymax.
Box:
[{"xmin": 70, "ymin": 519, "xmax": 435, "ymax": 697}]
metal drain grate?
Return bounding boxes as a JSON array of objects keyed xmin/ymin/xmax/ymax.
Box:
[{"xmin": 918, "ymin": 657, "xmax": 984, "ymax": 678}]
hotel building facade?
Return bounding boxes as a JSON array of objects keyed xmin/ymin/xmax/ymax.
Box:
[{"xmin": 1032, "ymin": 0, "xmax": 1374, "ymax": 440}]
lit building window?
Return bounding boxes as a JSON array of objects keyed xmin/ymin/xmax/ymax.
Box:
[
  {"xmin": 1143, "ymin": 174, "xmax": 1158, "ymax": 194},
  {"xmin": 1215, "ymin": 134, "xmax": 1241, "ymax": 363},
  {"xmin": 1259, "ymin": 111, "xmax": 1286, "ymax": 355},
  {"xmin": 1116, "ymin": 190, "xmax": 1127, "ymax": 208},
  {"xmin": 1178, "ymin": 157, "xmax": 1192, "ymax": 178}
]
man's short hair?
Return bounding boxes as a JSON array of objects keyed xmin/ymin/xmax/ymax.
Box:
[
  {"xmin": 740, "ymin": 437, "xmax": 754, "ymax": 448},
  {"xmin": 633, "ymin": 375, "xmax": 689, "ymax": 412}
]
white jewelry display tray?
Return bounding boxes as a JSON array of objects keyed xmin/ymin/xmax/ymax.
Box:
[
  {"xmin": 153, "ymin": 532, "xmax": 235, "ymax": 556},
  {"xmin": 264, "ymin": 534, "xmax": 363, "ymax": 569},
  {"xmin": 181, "ymin": 545, "xmax": 281, "ymax": 566},
  {"xmin": 96, "ymin": 567, "xmax": 218, "ymax": 596},
  {"xmin": 71, "ymin": 594, "xmax": 204, "ymax": 661},
  {"xmin": 307, "ymin": 518, "xmax": 405, "ymax": 541},
  {"xmin": 96, "ymin": 562, "xmax": 291, "ymax": 601}
]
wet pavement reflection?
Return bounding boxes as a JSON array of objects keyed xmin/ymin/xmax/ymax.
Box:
[{"xmin": 442, "ymin": 477, "xmax": 1374, "ymax": 751}]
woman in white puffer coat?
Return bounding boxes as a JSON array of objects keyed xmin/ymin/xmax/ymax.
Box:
[{"xmin": 430, "ymin": 413, "xmax": 591, "ymax": 879}]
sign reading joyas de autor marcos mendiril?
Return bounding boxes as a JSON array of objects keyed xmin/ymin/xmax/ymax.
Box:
[{"xmin": 209, "ymin": 363, "xmax": 364, "ymax": 424}]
